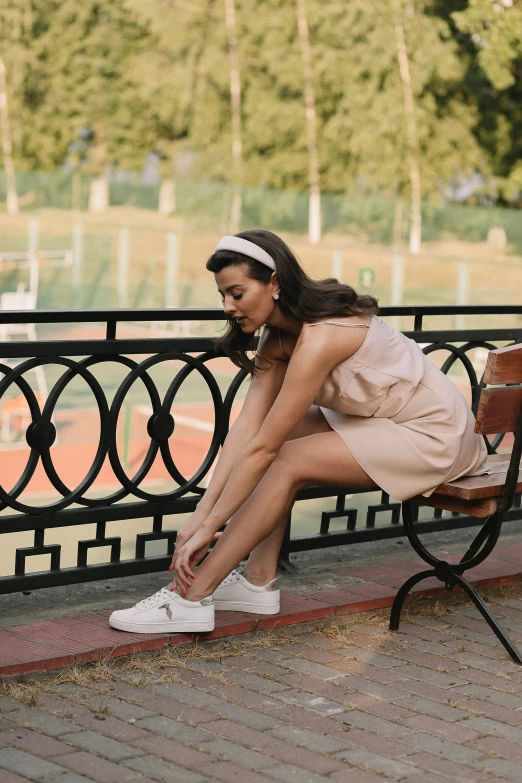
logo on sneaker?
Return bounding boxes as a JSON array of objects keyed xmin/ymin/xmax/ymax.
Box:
[{"xmin": 160, "ymin": 603, "xmax": 173, "ymax": 620}]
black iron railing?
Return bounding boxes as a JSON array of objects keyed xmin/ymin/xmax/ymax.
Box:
[{"xmin": 0, "ymin": 305, "xmax": 521, "ymax": 593}]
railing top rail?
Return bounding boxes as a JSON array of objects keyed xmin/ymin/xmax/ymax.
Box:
[{"xmin": 0, "ymin": 305, "xmax": 521, "ymax": 325}]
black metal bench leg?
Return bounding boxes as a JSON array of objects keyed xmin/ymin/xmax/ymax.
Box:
[
  {"xmin": 450, "ymin": 573, "xmax": 522, "ymax": 664},
  {"xmin": 389, "ymin": 569, "xmax": 436, "ymax": 631}
]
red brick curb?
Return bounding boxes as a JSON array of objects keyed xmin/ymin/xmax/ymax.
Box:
[{"xmin": 2, "ymin": 544, "xmax": 521, "ymax": 678}]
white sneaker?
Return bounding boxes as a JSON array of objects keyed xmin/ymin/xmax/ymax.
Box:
[
  {"xmin": 213, "ymin": 565, "xmax": 280, "ymax": 615},
  {"xmin": 108, "ymin": 585, "xmax": 215, "ymax": 633}
]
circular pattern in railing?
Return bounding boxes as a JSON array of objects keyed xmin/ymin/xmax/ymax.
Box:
[{"xmin": 0, "ymin": 351, "xmax": 248, "ymax": 515}]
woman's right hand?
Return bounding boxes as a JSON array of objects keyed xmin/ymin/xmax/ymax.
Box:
[{"xmin": 168, "ymin": 513, "xmax": 223, "ymax": 589}]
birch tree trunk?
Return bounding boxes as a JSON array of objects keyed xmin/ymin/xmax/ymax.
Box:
[
  {"xmin": 296, "ymin": 0, "xmax": 321, "ymax": 246},
  {"xmin": 224, "ymin": 0, "xmax": 242, "ymax": 234},
  {"xmin": 392, "ymin": 0, "xmax": 421, "ymax": 255},
  {"xmin": 0, "ymin": 57, "xmax": 19, "ymax": 215}
]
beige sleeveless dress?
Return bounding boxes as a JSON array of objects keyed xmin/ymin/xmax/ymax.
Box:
[{"xmin": 278, "ymin": 314, "xmax": 490, "ymax": 502}]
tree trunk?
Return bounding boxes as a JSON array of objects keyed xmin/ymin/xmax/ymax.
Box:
[
  {"xmin": 296, "ymin": 0, "xmax": 321, "ymax": 246},
  {"xmin": 159, "ymin": 178, "xmax": 176, "ymax": 215},
  {"xmin": 0, "ymin": 58, "xmax": 19, "ymax": 215},
  {"xmin": 392, "ymin": 0, "xmax": 421, "ymax": 255},
  {"xmin": 224, "ymin": 0, "xmax": 242, "ymax": 235}
]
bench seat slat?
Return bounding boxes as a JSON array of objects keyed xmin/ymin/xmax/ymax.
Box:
[
  {"xmin": 431, "ymin": 467, "xmax": 522, "ymax": 500},
  {"xmin": 410, "ymin": 493, "xmax": 497, "ymax": 518}
]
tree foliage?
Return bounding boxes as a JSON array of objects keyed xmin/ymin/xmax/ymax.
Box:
[{"xmin": 0, "ymin": 0, "xmax": 521, "ymax": 204}]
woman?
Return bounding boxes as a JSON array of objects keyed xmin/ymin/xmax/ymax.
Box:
[{"xmin": 109, "ymin": 229, "xmax": 489, "ymax": 634}]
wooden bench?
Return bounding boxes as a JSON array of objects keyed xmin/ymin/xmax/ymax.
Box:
[{"xmin": 390, "ymin": 342, "xmax": 522, "ymax": 663}]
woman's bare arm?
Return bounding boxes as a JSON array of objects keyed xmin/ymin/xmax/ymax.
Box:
[{"xmin": 185, "ymin": 327, "xmax": 289, "ymax": 522}]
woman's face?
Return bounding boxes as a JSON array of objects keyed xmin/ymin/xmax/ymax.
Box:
[{"xmin": 215, "ymin": 263, "xmax": 277, "ymax": 332}]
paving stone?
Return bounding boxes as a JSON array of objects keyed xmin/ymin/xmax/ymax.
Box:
[
  {"xmin": 222, "ymin": 656, "xmax": 293, "ymax": 680},
  {"xmin": 147, "ymin": 683, "xmax": 225, "ymax": 709},
  {"xmin": 326, "ymin": 660, "xmax": 409, "ymax": 685},
  {"xmin": 391, "ymin": 665, "xmax": 469, "ymax": 689},
  {"xmin": 341, "ymin": 693, "xmax": 414, "ymax": 722},
  {"xmin": 53, "ymin": 751, "xmax": 149, "ymax": 783},
  {"xmin": 271, "ymin": 689, "xmax": 346, "ymax": 716},
  {"xmin": 388, "ymin": 695, "xmax": 468, "ymax": 725},
  {"xmin": 402, "ymin": 750, "xmax": 486, "ymax": 783},
  {"xmin": 199, "ymin": 738, "xmax": 279, "ymax": 769},
  {"xmin": 203, "ymin": 701, "xmax": 284, "ymax": 731},
  {"xmin": 391, "ymin": 678, "xmax": 471, "ymax": 706},
  {"xmin": 194, "ymin": 760, "xmax": 283, "ymax": 783},
  {"xmin": 275, "ymin": 642, "xmax": 344, "ymax": 665},
  {"xmin": 128, "ymin": 696, "xmax": 211, "ymax": 725},
  {"xmin": 397, "ymin": 731, "xmax": 485, "ymax": 764},
  {"xmin": 339, "ymin": 647, "xmax": 404, "ymax": 669},
  {"xmin": 122, "ymin": 753, "xmax": 208, "ymax": 783},
  {"xmin": 40, "ymin": 772, "xmax": 99, "ymax": 783},
  {"xmin": 295, "ymin": 633, "xmax": 344, "ymax": 651},
  {"xmin": 78, "ymin": 695, "xmax": 156, "ymax": 723},
  {"xmin": 262, "ymin": 703, "xmax": 348, "ymax": 734},
  {"xmin": 451, "ymin": 682, "xmax": 522, "ymax": 710},
  {"xmin": 333, "ymin": 730, "xmax": 413, "ymax": 760},
  {"xmin": 470, "ymin": 734, "xmax": 522, "ymax": 765},
  {"xmin": 458, "ymin": 716, "xmax": 522, "ymax": 742},
  {"xmin": 471, "ymin": 757, "xmax": 522, "ymax": 783},
  {"xmin": 130, "ymin": 734, "xmax": 214, "ymax": 768},
  {"xmin": 401, "ymin": 713, "xmax": 480, "ymax": 743},
  {"xmin": 195, "ymin": 719, "xmax": 345, "ymax": 776},
  {"xmin": 332, "ymin": 676, "xmax": 408, "ymax": 701},
  {"xmin": 446, "ymin": 666, "xmax": 522, "ymax": 692},
  {"xmin": 0, "ymin": 746, "xmax": 74, "ymax": 781},
  {"xmin": 263, "ymin": 764, "xmax": 333, "ymax": 783},
  {"xmin": 222, "ymin": 669, "xmax": 289, "ymax": 694},
  {"xmin": 266, "ymin": 726, "xmax": 351, "ymax": 753},
  {"xmin": 0, "ymin": 696, "xmax": 28, "ymax": 713},
  {"xmin": 334, "ymin": 709, "xmax": 414, "ymax": 739},
  {"xmin": 332, "ymin": 748, "xmax": 420, "ymax": 779},
  {"xmin": 274, "ymin": 674, "xmax": 352, "ymax": 704},
  {"xmin": 0, "ymin": 727, "xmax": 72, "ymax": 757},
  {"xmin": 133, "ymin": 716, "xmax": 211, "ymax": 744},
  {"xmin": 34, "ymin": 694, "xmax": 92, "ymax": 719},
  {"xmin": 448, "ymin": 651, "xmax": 518, "ymax": 675},
  {"xmin": 71, "ymin": 714, "xmax": 150, "ymax": 742},
  {"xmin": 453, "ymin": 696, "xmax": 522, "ymax": 726},
  {"xmin": 59, "ymin": 730, "xmax": 144, "ymax": 763},
  {"xmin": 277, "ymin": 658, "xmax": 347, "ymax": 681},
  {"xmin": 6, "ymin": 708, "xmax": 84, "ymax": 738},
  {"xmin": 329, "ymin": 769, "xmax": 385, "ymax": 783}
]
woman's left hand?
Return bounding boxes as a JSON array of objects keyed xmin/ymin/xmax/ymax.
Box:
[{"xmin": 172, "ymin": 527, "xmax": 215, "ymax": 592}]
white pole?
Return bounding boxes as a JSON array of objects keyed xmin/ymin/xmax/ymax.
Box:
[
  {"xmin": 331, "ymin": 249, "xmax": 343, "ymax": 282},
  {"xmin": 118, "ymin": 227, "xmax": 129, "ymax": 307},
  {"xmin": 390, "ymin": 251, "xmax": 404, "ymax": 328},
  {"xmin": 28, "ymin": 218, "xmax": 39, "ymax": 298},
  {"xmin": 165, "ymin": 232, "xmax": 179, "ymax": 309},
  {"xmin": 456, "ymin": 261, "xmax": 469, "ymax": 330},
  {"xmin": 72, "ymin": 222, "xmax": 83, "ymax": 292}
]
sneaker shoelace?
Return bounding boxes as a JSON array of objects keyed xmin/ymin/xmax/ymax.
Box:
[
  {"xmin": 135, "ymin": 585, "xmax": 173, "ymax": 610},
  {"xmin": 220, "ymin": 568, "xmax": 245, "ymax": 587}
]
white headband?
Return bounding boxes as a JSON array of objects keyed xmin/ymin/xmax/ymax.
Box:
[{"xmin": 215, "ymin": 235, "xmax": 276, "ymax": 271}]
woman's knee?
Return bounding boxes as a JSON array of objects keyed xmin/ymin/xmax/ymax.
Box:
[{"xmin": 269, "ymin": 442, "xmax": 309, "ymax": 491}]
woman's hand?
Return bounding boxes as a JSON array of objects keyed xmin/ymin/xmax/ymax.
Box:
[{"xmin": 172, "ymin": 527, "xmax": 218, "ymax": 592}]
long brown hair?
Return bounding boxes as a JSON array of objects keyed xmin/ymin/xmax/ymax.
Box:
[{"xmin": 206, "ymin": 229, "xmax": 379, "ymax": 378}]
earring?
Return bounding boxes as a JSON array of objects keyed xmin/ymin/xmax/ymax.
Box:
[{"xmin": 273, "ymin": 293, "xmax": 279, "ymax": 300}]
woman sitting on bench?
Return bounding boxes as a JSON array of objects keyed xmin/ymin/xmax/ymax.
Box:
[{"xmin": 109, "ymin": 229, "xmax": 490, "ymax": 634}]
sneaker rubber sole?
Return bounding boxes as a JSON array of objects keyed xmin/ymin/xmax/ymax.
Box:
[{"xmin": 108, "ymin": 617, "xmax": 215, "ymax": 633}]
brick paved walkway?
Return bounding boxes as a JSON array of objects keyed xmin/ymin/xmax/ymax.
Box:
[{"xmin": 3, "ymin": 581, "xmax": 522, "ymax": 783}]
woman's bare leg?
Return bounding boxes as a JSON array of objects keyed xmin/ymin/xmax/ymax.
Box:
[
  {"xmin": 245, "ymin": 495, "xmax": 297, "ymax": 585},
  {"xmin": 185, "ymin": 431, "xmax": 375, "ymax": 602}
]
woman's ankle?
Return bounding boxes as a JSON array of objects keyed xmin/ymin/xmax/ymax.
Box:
[{"xmin": 245, "ymin": 566, "xmax": 277, "ymax": 586}]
